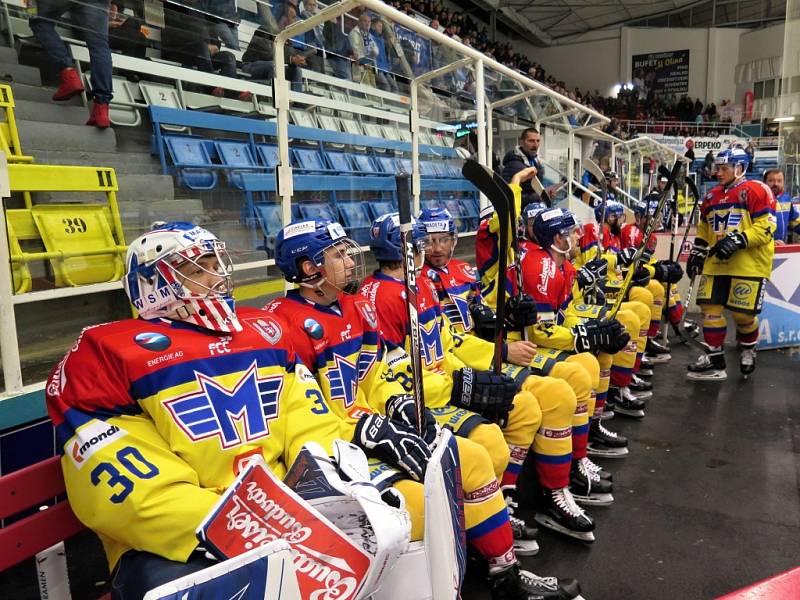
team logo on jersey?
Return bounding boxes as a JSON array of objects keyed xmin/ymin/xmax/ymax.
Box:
[
  {"xmin": 712, "ymin": 211, "xmax": 743, "ymax": 234},
  {"xmin": 303, "ymin": 318, "xmax": 324, "ymax": 340},
  {"xmin": 419, "ymin": 320, "xmax": 445, "ymax": 367},
  {"xmin": 246, "ymin": 317, "xmax": 282, "ymax": 345},
  {"xmin": 326, "ymin": 350, "xmax": 377, "ymax": 408},
  {"xmin": 67, "ymin": 420, "xmax": 128, "ymax": 470},
  {"xmin": 164, "ymin": 361, "xmax": 282, "ymax": 449},
  {"xmin": 449, "ymin": 295, "xmax": 472, "ymax": 329},
  {"xmin": 459, "ymin": 263, "xmax": 476, "ymax": 281},
  {"xmin": 356, "ymin": 301, "xmax": 378, "ymax": 329},
  {"xmin": 134, "ymin": 331, "xmax": 171, "ymax": 352}
]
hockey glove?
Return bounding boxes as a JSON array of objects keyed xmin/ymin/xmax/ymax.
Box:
[
  {"xmin": 385, "ymin": 394, "xmax": 438, "ymax": 445},
  {"xmin": 469, "ymin": 301, "xmax": 497, "ymax": 341},
  {"xmin": 576, "ymin": 258, "xmax": 608, "ymax": 291},
  {"xmin": 686, "ymin": 240, "xmax": 709, "ymax": 278},
  {"xmin": 710, "ymin": 231, "xmax": 747, "ymax": 260},
  {"xmin": 617, "ymin": 247, "xmax": 637, "ymax": 267},
  {"xmin": 653, "ymin": 259, "xmax": 684, "ymax": 284},
  {"xmin": 450, "ymin": 367, "xmax": 517, "ymax": 427},
  {"xmin": 353, "ymin": 414, "xmax": 431, "ymax": 482},
  {"xmin": 572, "ymin": 319, "xmax": 631, "ymax": 354},
  {"xmin": 504, "ymin": 293, "xmax": 538, "ymax": 330},
  {"xmin": 631, "ymin": 266, "xmax": 651, "ymax": 287}
]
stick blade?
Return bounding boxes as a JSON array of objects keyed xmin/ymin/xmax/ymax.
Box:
[{"xmin": 462, "ymin": 159, "xmax": 507, "ymax": 214}]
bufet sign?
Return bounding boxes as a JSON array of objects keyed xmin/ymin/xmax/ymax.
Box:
[
  {"xmin": 197, "ymin": 457, "xmax": 372, "ymax": 600},
  {"xmin": 758, "ymin": 245, "xmax": 800, "ymax": 349}
]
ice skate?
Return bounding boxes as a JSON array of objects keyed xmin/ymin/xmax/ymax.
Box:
[
  {"xmin": 489, "ymin": 563, "xmax": 584, "ymax": 600},
  {"xmin": 582, "ymin": 455, "xmax": 613, "ymax": 481},
  {"xmin": 740, "ymin": 343, "xmax": 757, "ymax": 379},
  {"xmin": 534, "ymin": 486, "xmax": 595, "ymax": 542},
  {"xmin": 502, "ymin": 486, "xmax": 539, "ymax": 556},
  {"xmin": 686, "ymin": 348, "xmax": 727, "ymax": 381},
  {"xmin": 607, "ymin": 386, "xmax": 645, "ymax": 418},
  {"xmin": 630, "ymin": 373, "xmax": 653, "ymax": 392},
  {"xmin": 645, "ymin": 338, "xmax": 671, "ymax": 363},
  {"xmin": 569, "ymin": 458, "xmax": 614, "ymax": 506},
  {"xmin": 587, "ymin": 419, "xmax": 629, "ymax": 458}
]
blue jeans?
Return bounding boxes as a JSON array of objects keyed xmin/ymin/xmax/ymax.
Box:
[
  {"xmin": 111, "ymin": 549, "xmax": 215, "ymax": 600},
  {"xmin": 29, "ymin": 0, "xmax": 113, "ymax": 103},
  {"xmin": 329, "ymin": 55, "xmax": 351, "ymax": 80},
  {"xmin": 242, "ymin": 60, "xmax": 303, "ymax": 92}
]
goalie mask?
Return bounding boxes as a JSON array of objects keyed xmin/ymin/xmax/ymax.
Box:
[{"xmin": 124, "ymin": 221, "xmax": 241, "ymax": 333}]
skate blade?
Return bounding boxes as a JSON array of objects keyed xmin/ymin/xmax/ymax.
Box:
[
  {"xmin": 573, "ymin": 492, "xmax": 614, "ymax": 506},
  {"xmin": 686, "ymin": 370, "xmax": 727, "ymax": 382},
  {"xmin": 600, "ymin": 411, "xmax": 615, "ymax": 421},
  {"xmin": 587, "ymin": 446, "xmax": 629, "ymax": 458},
  {"xmin": 533, "ymin": 514, "xmax": 595, "ymax": 542},
  {"xmin": 614, "ymin": 407, "xmax": 645, "ymax": 418},
  {"xmin": 631, "ymin": 390, "xmax": 653, "ymax": 400},
  {"xmin": 645, "ymin": 354, "xmax": 671, "ymax": 364},
  {"xmin": 513, "ymin": 540, "xmax": 540, "ymax": 556}
]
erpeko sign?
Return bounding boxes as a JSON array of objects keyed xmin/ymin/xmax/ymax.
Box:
[
  {"xmin": 644, "ymin": 134, "xmax": 746, "ymax": 155},
  {"xmin": 197, "ymin": 458, "xmax": 372, "ymax": 600}
]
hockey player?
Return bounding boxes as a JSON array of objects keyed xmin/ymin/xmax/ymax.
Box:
[
  {"xmin": 362, "ymin": 212, "xmax": 603, "ymax": 543},
  {"xmin": 763, "ymin": 168, "xmax": 800, "ymax": 244},
  {"xmin": 686, "ymin": 147, "xmax": 776, "ymax": 380},
  {"xmin": 266, "ymin": 219, "xmax": 581, "ymax": 599},
  {"xmin": 45, "ymin": 222, "xmax": 393, "ymax": 598}
]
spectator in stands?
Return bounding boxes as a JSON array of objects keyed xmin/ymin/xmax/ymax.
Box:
[
  {"xmin": 370, "ymin": 18, "xmax": 398, "ymax": 93},
  {"xmin": 108, "ymin": 0, "xmax": 147, "ymax": 59},
  {"xmin": 323, "ymin": 16, "xmax": 353, "ymax": 80},
  {"xmin": 28, "ymin": 0, "xmax": 113, "ymax": 128},
  {"xmin": 745, "ymin": 141, "xmax": 756, "ymax": 172},
  {"xmin": 349, "ymin": 12, "xmax": 379, "ymax": 86},
  {"xmin": 300, "ymin": 0, "xmax": 325, "ymax": 73},
  {"xmin": 241, "ymin": 25, "xmax": 305, "ymax": 92},
  {"xmin": 161, "ymin": 0, "xmax": 244, "ymax": 100},
  {"xmin": 277, "ymin": 2, "xmax": 300, "ymax": 30},
  {"xmin": 701, "ymin": 150, "xmax": 715, "ymax": 183},
  {"xmin": 502, "ymin": 127, "xmax": 547, "ymax": 206},
  {"xmin": 204, "ymin": 0, "xmax": 239, "ymax": 50}
]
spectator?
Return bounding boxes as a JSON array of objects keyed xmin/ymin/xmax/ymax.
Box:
[
  {"xmin": 371, "ymin": 18, "xmax": 398, "ymax": 93},
  {"xmin": 108, "ymin": 0, "xmax": 147, "ymax": 59},
  {"xmin": 28, "ymin": 0, "xmax": 113, "ymax": 128},
  {"xmin": 323, "ymin": 16, "xmax": 353, "ymax": 80},
  {"xmin": 277, "ymin": 2, "xmax": 299, "ymax": 30},
  {"xmin": 701, "ymin": 150, "xmax": 715, "ymax": 183},
  {"xmin": 300, "ymin": 0, "xmax": 325, "ymax": 73},
  {"xmin": 349, "ymin": 12, "xmax": 379, "ymax": 86},
  {"xmin": 502, "ymin": 127, "xmax": 546, "ymax": 206},
  {"xmin": 241, "ymin": 25, "xmax": 305, "ymax": 92},
  {"xmin": 745, "ymin": 141, "xmax": 755, "ymax": 172},
  {"xmin": 161, "ymin": 0, "xmax": 244, "ymax": 100},
  {"xmin": 203, "ymin": 0, "xmax": 239, "ymax": 50}
]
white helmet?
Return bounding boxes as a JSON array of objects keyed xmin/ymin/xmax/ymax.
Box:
[{"xmin": 123, "ymin": 222, "xmax": 241, "ymax": 333}]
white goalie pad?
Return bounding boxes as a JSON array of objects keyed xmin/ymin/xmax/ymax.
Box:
[
  {"xmin": 142, "ymin": 541, "xmax": 300, "ymax": 600},
  {"xmin": 283, "ymin": 440, "xmax": 411, "ymax": 600}
]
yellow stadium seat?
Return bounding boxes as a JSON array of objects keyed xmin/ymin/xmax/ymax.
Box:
[
  {"xmin": 0, "ymin": 84, "xmax": 34, "ymax": 164},
  {"xmin": 5, "ymin": 216, "xmax": 32, "ymax": 294},
  {"xmin": 31, "ymin": 205, "xmax": 124, "ymax": 287}
]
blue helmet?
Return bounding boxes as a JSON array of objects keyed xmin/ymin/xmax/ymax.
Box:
[
  {"xmin": 418, "ymin": 207, "xmax": 456, "ymax": 235},
  {"xmin": 370, "ymin": 212, "xmax": 428, "ymax": 262},
  {"xmin": 715, "ymin": 146, "xmax": 750, "ymax": 171},
  {"xmin": 633, "ymin": 198, "xmax": 659, "ymax": 218},
  {"xmin": 275, "ymin": 219, "xmax": 364, "ymax": 291},
  {"xmin": 532, "ymin": 207, "xmax": 578, "ymax": 251},
  {"xmin": 595, "ymin": 200, "xmax": 625, "ymax": 223}
]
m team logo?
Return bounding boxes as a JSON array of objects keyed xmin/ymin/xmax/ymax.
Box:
[{"xmin": 164, "ymin": 361, "xmax": 282, "ymax": 449}]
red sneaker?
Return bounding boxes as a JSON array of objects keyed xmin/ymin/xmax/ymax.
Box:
[
  {"xmin": 52, "ymin": 67, "xmax": 85, "ymax": 101},
  {"xmin": 86, "ymin": 102, "xmax": 110, "ymax": 128},
  {"xmin": 238, "ymin": 90, "xmax": 253, "ymax": 102},
  {"xmin": 211, "ymin": 86, "xmax": 225, "ymax": 97}
]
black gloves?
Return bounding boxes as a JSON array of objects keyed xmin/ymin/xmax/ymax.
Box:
[
  {"xmin": 353, "ymin": 414, "xmax": 431, "ymax": 481},
  {"xmin": 450, "ymin": 367, "xmax": 517, "ymax": 426},
  {"xmin": 631, "ymin": 266, "xmax": 651, "ymax": 287},
  {"xmin": 576, "ymin": 258, "xmax": 608, "ymax": 291},
  {"xmin": 385, "ymin": 394, "xmax": 437, "ymax": 445},
  {"xmin": 469, "ymin": 301, "xmax": 497, "ymax": 341},
  {"xmin": 710, "ymin": 231, "xmax": 747, "ymax": 260},
  {"xmin": 686, "ymin": 239, "xmax": 709, "ymax": 278},
  {"xmin": 572, "ymin": 319, "xmax": 631, "ymax": 354},
  {"xmin": 653, "ymin": 260, "xmax": 684, "ymax": 284},
  {"xmin": 617, "ymin": 247, "xmax": 637, "ymax": 267},
  {"xmin": 504, "ymin": 293, "xmax": 538, "ymax": 330}
]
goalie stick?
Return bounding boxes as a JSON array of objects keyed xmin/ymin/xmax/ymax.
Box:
[
  {"xmin": 462, "ymin": 159, "xmax": 509, "ymax": 374},
  {"xmin": 396, "ymin": 173, "xmax": 426, "ymax": 435},
  {"xmin": 607, "ymin": 160, "xmax": 683, "ymax": 320}
]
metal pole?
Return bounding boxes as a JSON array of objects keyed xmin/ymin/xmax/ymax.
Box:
[{"xmin": 475, "ymin": 59, "xmax": 488, "ymax": 209}]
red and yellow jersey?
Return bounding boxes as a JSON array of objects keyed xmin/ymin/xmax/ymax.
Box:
[
  {"xmin": 46, "ymin": 308, "xmax": 343, "ymax": 570},
  {"xmin": 698, "ymin": 179, "xmax": 776, "ymax": 277},
  {"xmin": 476, "ymin": 185, "xmax": 521, "ymax": 311},
  {"xmin": 516, "ymin": 241, "xmax": 578, "ymax": 351},
  {"xmin": 264, "ymin": 290, "xmax": 405, "ymax": 421},
  {"xmin": 422, "ymin": 258, "xmax": 482, "ymax": 335},
  {"xmin": 576, "ymin": 223, "xmax": 621, "ymax": 270},
  {"xmin": 620, "ymin": 223, "xmax": 657, "ymax": 255}
]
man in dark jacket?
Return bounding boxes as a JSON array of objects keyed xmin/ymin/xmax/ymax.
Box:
[
  {"xmin": 242, "ymin": 26, "xmax": 305, "ymax": 91},
  {"xmin": 501, "ymin": 127, "xmax": 547, "ymax": 206}
]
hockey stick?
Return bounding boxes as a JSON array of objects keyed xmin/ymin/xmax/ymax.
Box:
[
  {"xmin": 462, "ymin": 159, "xmax": 509, "ymax": 374},
  {"xmin": 396, "ymin": 173, "xmax": 426, "ymax": 435},
  {"xmin": 607, "ymin": 160, "xmax": 683, "ymax": 320},
  {"xmin": 582, "ymin": 159, "xmax": 608, "ymax": 305}
]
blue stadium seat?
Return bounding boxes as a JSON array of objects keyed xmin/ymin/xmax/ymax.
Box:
[
  {"xmin": 214, "ymin": 140, "xmax": 260, "ymax": 189},
  {"xmin": 297, "ymin": 202, "xmax": 337, "ymax": 221},
  {"xmin": 421, "ymin": 198, "xmax": 439, "ymax": 211},
  {"xmin": 443, "ymin": 198, "xmax": 470, "ymax": 232},
  {"xmin": 397, "ymin": 158, "xmax": 412, "ymax": 174},
  {"xmin": 375, "ymin": 156, "xmax": 398, "ymax": 174},
  {"xmin": 257, "ymin": 144, "xmax": 280, "ymax": 168},
  {"xmin": 293, "ymin": 148, "xmax": 331, "ymax": 173},
  {"xmin": 164, "ymin": 135, "xmax": 217, "ymax": 190},
  {"xmin": 326, "ymin": 152, "xmax": 356, "ymax": 174},
  {"xmin": 338, "ymin": 202, "xmax": 372, "ymax": 245},
  {"xmin": 367, "ymin": 199, "xmax": 397, "ymax": 220},
  {"xmin": 253, "ymin": 202, "xmax": 283, "ymax": 255},
  {"xmin": 420, "ymin": 161, "xmax": 439, "ymax": 177},
  {"xmin": 350, "ymin": 153, "xmax": 379, "ymax": 175}
]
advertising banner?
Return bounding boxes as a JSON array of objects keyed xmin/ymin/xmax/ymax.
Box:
[
  {"xmin": 632, "ymin": 50, "xmax": 690, "ymax": 95},
  {"xmin": 758, "ymin": 245, "xmax": 800, "ymax": 349},
  {"xmin": 393, "ymin": 23, "xmax": 432, "ymax": 75}
]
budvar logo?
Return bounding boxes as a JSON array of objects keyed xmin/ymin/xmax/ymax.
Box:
[{"xmin": 68, "ymin": 421, "xmax": 127, "ymax": 470}]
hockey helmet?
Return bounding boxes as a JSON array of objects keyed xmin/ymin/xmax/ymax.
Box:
[
  {"xmin": 418, "ymin": 207, "xmax": 456, "ymax": 236},
  {"xmin": 275, "ymin": 219, "xmax": 365, "ymax": 294},
  {"xmin": 369, "ymin": 212, "xmax": 428, "ymax": 262},
  {"xmin": 124, "ymin": 221, "xmax": 241, "ymax": 333},
  {"xmin": 594, "ymin": 199, "xmax": 625, "ymax": 223},
  {"xmin": 532, "ymin": 207, "xmax": 578, "ymax": 254},
  {"xmin": 604, "ymin": 171, "xmax": 619, "ymax": 181},
  {"xmin": 715, "ymin": 146, "xmax": 750, "ymax": 172},
  {"xmin": 633, "ymin": 198, "xmax": 659, "ymax": 218}
]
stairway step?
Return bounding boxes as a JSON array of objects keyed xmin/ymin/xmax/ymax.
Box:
[
  {"xmin": 16, "ymin": 119, "xmax": 116, "ymax": 153},
  {"xmin": 0, "ymin": 62, "xmax": 41, "ymax": 87},
  {"xmin": 116, "ymin": 173, "xmax": 175, "ymax": 203},
  {"xmin": 31, "ymin": 148, "xmax": 163, "ymax": 175},
  {"xmin": 0, "ymin": 46, "xmax": 20, "ymax": 65},
  {"xmin": 13, "ymin": 98, "xmax": 90, "ymax": 126}
]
